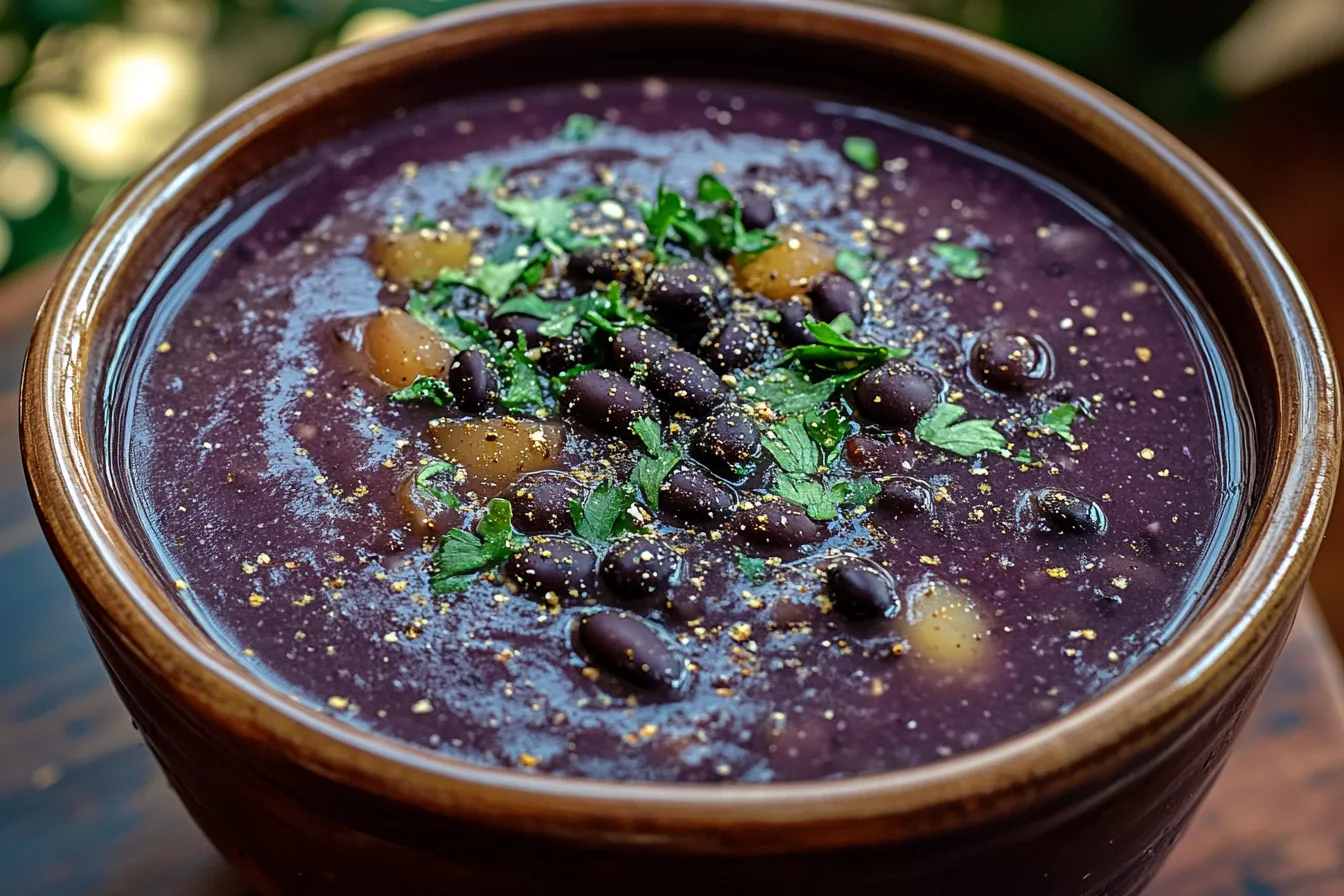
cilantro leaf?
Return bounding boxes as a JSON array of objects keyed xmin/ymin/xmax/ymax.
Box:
[
  {"xmin": 494, "ymin": 194, "xmax": 585, "ymax": 255},
  {"xmin": 1037, "ymin": 403, "xmax": 1091, "ymax": 443},
  {"xmin": 844, "ymin": 477, "xmax": 880, "ymax": 507},
  {"xmin": 470, "ymin": 165, "xmax": 506, "ymax": 193},
  {"xmin": 781, "ymin": 319, "xmax": 901, "ymax": 374},
  {"xmin": 405, "ymin": 297, "xmax": 497, "ymax": 352},
  {"xmin": 389, "ymin": 375, "xmax": 453, "ymax": 407},
  {"xmin": 803, "ymin": 407, "xmax": 850, "ymax": 459},
  {"xmin": 697, "ymin": 173, "xmax": 735, "ymax": 204},
  {"xmin": 630, "ymin": 418, "xmax": 682, "ymax": 511},
  {"xmin": 843, "ymin": 136, "xmax": 879, "ymax": 171},
  {"xmin": 498, "ymin": 337, "xmax": 544, "ymax": 412},
  {"xmin": 415, "ymin": 460, "xmax": 461, "ymax": 508},
  {"xmin": 493, "ymin": 294, "xmax": 559, "ymax": 320},
  {"xmin": 827, "ymin": 312, "xmax": 856, "ymax": 336},
  {"xmin": 771, "ymin": 473, "xmax": 847, "ymax": 521},
  {"xmin": 735, "ymin": 551, "xmax": 769, "ymax": 584},
  {"xmin": 571, "ymin": 481, "xmax": 641, "ymax": 544},
  {"xmin": 738, "ymin": 367, "xmax": 849, "ymax": 415},
  {"xmin": 437, "ymin": 257, "xmax": 532, "ymax": 303},
  {"xmin": 763, "ymin": 417, "xmax": 821, "ymax": 476},
  {"xmin": 914, "ymin": 403, "xmax": 1008, "ymax": 457},
  {"xmin": 430, "ymin": 498, "xmax": 526, "ymax": 594},
  {"xmin": 930, "ymin": 243, "xmax": 987, "ymax": 280},
  {"xmin": 560, "ymin": 113, "xmax": 599, "ymax": 142},
  {"xmin": 631, "ymin": 417, "xmax": 664, "ymax": 455},
  {"xmin": 1012, "ymin": 448, "xmax": 1035, "ymax": 464},
  {"xmin": 835, "ymin": 249, "xmax": 870, "ymax": 284},
  {"xmin": 640, "ymin": 184, "xmax": 691, "ymax": 257}
]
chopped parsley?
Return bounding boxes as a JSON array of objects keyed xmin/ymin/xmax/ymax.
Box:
[
  {"xmin": 430, "ymin": 498, "xmax": 526, "ymax": 594},
  {"xmin": 630, "ymin": 418, "xmax": 683, "ymax": 511},
  {"xmin": 845, "ymin": 477, "xmax": 880, "ymax": 507},
  {"xmin": 781, "ymin": 319, "xmax": 903, "ymax": 375},
  {"xmin": 835, "ymin": 249, "xmax": 871, "ymax": 284},
  {"xmin": 763, "ymin": 416, "xmax": 867, "ymax": 521},
  {"xmin": 404, "ymin": 294, "xmax": 495, "ymax": 350},
  {"xmin": 843, "ymin": 136, "xmax": 879, "ymax": 171},
  {"xmin": 739, "ymin": 367, "xmax": 851, "ymax": 415},
  {"xmin": 914, "ymin": 403, "xmax": 1008, "ymax": 457},
  {"xmin": 735, "ymin": 550, "xmax": 769, "ymax": 584},
  {"xmin": 560, "ymin": 113, "xmax": 599, "ymax": 142},
  {"xmin": 772, "ymin": 474, "xmax": 850, "ymax": 521},
  {"xmin": 388, "ymin": 375, "xmax": 452, "ymax": 408},
  {"xmin": 494, "ymin": 194, "xmax": 594, "ymax": 255},
  {"xmin": 762, "ymin": 417, "xmax": 821, "ymax": 476},
  {"xmin": 1037, "ymin": 402, "xmax": 1092, "ymax": 443},
  {"xmin": 803, "ymin": 407, "xmax": 850, "ymax": 459},
  {"xmin": 930, "ymin": 243, "xmax": 987, "ymax": 280},
  {"xmin": 492, "ymin": 294, "xmax": 556, "ymax": 320},
  {"xmin": 498, "ymin": 337, "xmax": 544, "ymax": 412},
  {"xmin": 415, "ymin": 461, "xmax": 461, "ymax": 508},
  {"xmin": 470, "ymin": 164, "xmax": 506, "ymax": 193},
  {"xmin": 571, "ymin": 481, "xmax": 641, "ymax": 544},
  {"xmin": 640, "ymin": 176, "xmax": 776, "ymax": 261},
  {"xmin": 437, "ymin": 256, "xmax": 533, "ymax": 304}
]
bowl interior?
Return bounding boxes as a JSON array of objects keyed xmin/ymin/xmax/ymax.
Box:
[{"xmin": 24, "ymin": 0, "xmax": 1334, "ymax": 835}]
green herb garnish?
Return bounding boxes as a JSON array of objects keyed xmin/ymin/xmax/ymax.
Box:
[
  {"xmin": 493, "ymin": 294, "xmax": 557, "ymax": 320},
  {"xmin": 835, "ymin": 249, "xmax": 871, "ymax": 284},
  {"xmin": 697, "ymin": 173, "xmax": 735, "ymax": 204},
  {"xmin": 1036, "ymin": 402, "xmax": 1092, "ymax": 443},
  {"xmin": 803, "ymin": 407, "xmax": 850, "ymax": 458},
  {"xmin": 771, "ymin": 475, "xmax": 846, "ymax": 521},
  {"xmin": 781, "ymin": 319, "xmax": 903, "ymax": 374},
  {"xmin": 560, "ymin": 113, "xmax": 599, "ymax": 142},
  {"xmin": 738, "ymin": 368, "xmax": 850, "ymax": 415},
  {"xmin": 498, "ymin": 337, "xmax": 544, "ymax": 412},
  {"xmin": 641, "ymin": 176, "xmax": 777, "ymax": 261},
  {"xmin": 470, "ymin": 165, "xmax": 506, "ymax": 193},
  {"xmin": 630, "ymin": 418, "xmax": 682, "ymax": 511},
  {"xmin": 844, "ymin": 477, "xmax": 880, "ymax": 507},
  {"xmin": 843, "ymin": 136, "xmax": 879, "ymax": 171},
  {"xmin": 930, "ymin": 243, "xmax": 987, "ymax": 280},
  {"xmin": 571, "ymin": 481, "xmax": 641, "ymax": 544},
  {"xmin": 1012, "ymin": 448, "xmax": 1034, "ymax": 464},
  {"xmin": 437, "ymin": 257, "xmax": 533, "ymax": 304},
  {"xmin": 415, "ymin": 461, "xmax": 461, "ymax": 508},
  {"xmin": 762, "ymin": 417, "xmax": 821, "ymax": 476},
  {"xmin": 430, "ymin": 498, "xmax": 526, "ymax": 594},
  {"xmin": 389, "ymin": 375, "xmax": 452, "ymax": 408},
  {"xmin": 914, "ymin": 403, "xmax": 1008, "ymax": 457},
  {"xmin": 735, "ymin": 551, "xmax": 769, "ymax": 584}
]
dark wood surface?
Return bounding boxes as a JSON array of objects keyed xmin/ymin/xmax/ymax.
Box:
[{"xmin": 2, "ymin": 257, "xmax": 1344, "ymax": 895}]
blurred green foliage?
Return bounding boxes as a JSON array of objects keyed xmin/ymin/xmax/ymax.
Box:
[{"xmin": 0, "ymin": 0, "xmax": 1252, "ymax": 277}]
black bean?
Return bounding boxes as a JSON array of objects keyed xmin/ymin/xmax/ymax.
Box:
[
  {"xmin": 877, "ymin": 477, "xmax": 932, "ymax": 516},
  {"xmin": 1026, "ymin": 488, "xmax": 1107, "ymax": 536},
  {"xmin": 611, "ymin": 326, "xmax": 677, "ymax": 376},
  {"xmin": 659, "ymin": 467, "xmax": 736, "ymax": 523},
  {"xmin": 600, "ymin": 537, "xmax": 683, "ymax": 601},
  {"xmin": 576, "ymin": 610, "xmax": 685, "ymax": 692},
  {"xmin": 644, "ymin": 349, "xmax": 726, "ymax": 416},
  {"xmin": 809, "ymin": 272, "xmax": 866, "ymax": 326},
  {"xmin": 563, "ymin": 370, "xmax": 656, "ymax": 440},
  {"xmin": 971, "ymin": 329, "xmax": 1052, "ymax": 392},
  {"xmin": 739, "ymin": 191, "xmax": 776, "ymax": 231},
  {"xmin": 508, "ymin": 471, "xmax": 581, "ymax": 534},
  {"xmin": 567, "ymin": 246, "xmax": 644, "ymax": 289},
  {"xmin": 489, "ymin": 312, "xmax": 544, "ymax": 344},
  {"xmin": 737, "ymin": 498, "xmax": 824, "ymax": 547},
  {"xmin": 690, "ymin": 408, "xmax": 760, "ymax": 472},
  {"xmin": 536, "ymin": 331, "xmax": 587, "ymax": 375},
  {"xmin": 700, "ymin": 317, "xmax": 770, "ymax": 373},
  {"xmin": 855, "ymin": 362, "xmax": 944, "ymax": 430},
  {"xmin": 503, "ymin": 537, "xmax": 597, "ymax": 602},
  {"xmin": 827, "ymin": 558, "xmax": 898, "ymax": 620},
  {"xmin": 774, "ymin": 299, "xmax": 819, "ymax": 346},
  {"xmin": 643, "ymin": 261, "xmax": 724, "ymax": 337},
  {"xmin": 447, "ymin": 348, "xmax": 499, "ymax": 413}
]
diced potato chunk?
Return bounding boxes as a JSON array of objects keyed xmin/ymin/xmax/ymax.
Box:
[
  {"xmin": 396, "ymin": 472, "xmax": 450, "ymax": 539},
  {"xmin": 374, "ymin": 228, "xmax": 473, "ymax": 286},
  {"xmin": 429, "ymin": 418, "xmax": 566, "ymax": 494},
  {"xmin": 901, "ymin": 578, "xmax": 991, "ymax": 670},
  {"xmin": 733, "ymin": 233, "xmax": 835, "ymax": 299},
  {"xmin": 362, "ymin": 307, "xmax": 454, "ymax": 388}
]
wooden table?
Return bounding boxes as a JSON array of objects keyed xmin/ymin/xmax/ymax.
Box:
[{"xmin": 2, "ymin": 261, "xmax": 1343, "ymax": 896}]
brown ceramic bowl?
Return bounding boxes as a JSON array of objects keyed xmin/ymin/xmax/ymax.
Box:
[{"xmin": 20, "ymin": 1, "xmax": 1340, "ymax": 893}]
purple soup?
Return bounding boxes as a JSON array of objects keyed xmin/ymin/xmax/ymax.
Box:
[{"xmin": 110, "ymin": 80, "xmax": 1248, "ymax": 782}]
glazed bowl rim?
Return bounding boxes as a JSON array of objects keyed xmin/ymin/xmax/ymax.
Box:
[{"xmin": 20, "ymin": 0, "xmax": 1340, "ymax": 842}]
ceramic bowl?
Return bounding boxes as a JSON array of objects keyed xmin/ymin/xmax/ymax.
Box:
[{"xmin": 20, "ymin": 1, "xmax": 1340, "ymax": 893}]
